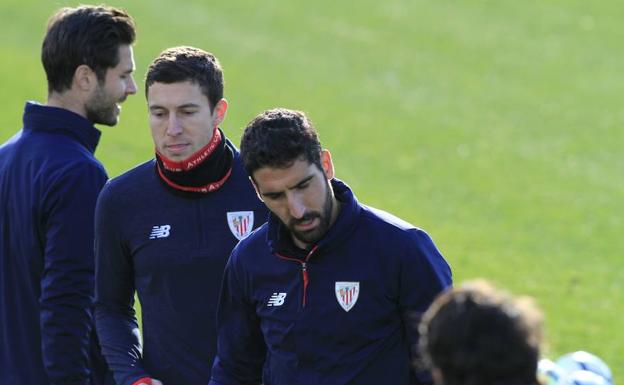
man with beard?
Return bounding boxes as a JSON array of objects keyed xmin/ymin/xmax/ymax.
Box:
[
  {"xmin": 94, "ymin": 46, "xmax": 268, "ymax": 385},
  {"xmin": 0, "ymin": 5, "xmax": 137, "ymax": 385},
  {"xmin": 209, "ymin": 108, "xmax": 453, "ymax": 385}
]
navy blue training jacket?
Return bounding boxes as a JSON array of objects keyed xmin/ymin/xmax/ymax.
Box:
[
  {"xmin": 0, "ymin": 102, "xmax": 109, "ymax": 385},
  {"xmin": 94, "ymin": 144, "xmax": 268, "ymax": 385},
  {"xmin": 210, "ymin": 179, "xmax": 452, "ymax": 385}
]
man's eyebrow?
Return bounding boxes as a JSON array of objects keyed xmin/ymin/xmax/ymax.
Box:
[
  {"xmin": 177, "ymin": 103, "xmax": 201, "ymax": 109},
  {"xmin": 260, "ymin": 175, "xmax": 315, "ymax": 197},
  {"xmin": 288, "ymin": 175, "xmax": 314, "ymax": 190},
  {"xmin": 149, "ymin": 103, "xmax": 201, "ymax": 111}
]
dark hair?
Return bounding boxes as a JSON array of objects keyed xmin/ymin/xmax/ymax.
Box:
[
  {"xmin": 42, "ymin": 5, "xmax": 136, "ymax": 93},
  {"xmin": 145, "ymin": 46, "xmax": 224, "ymax": 111},
  {"xmin": 419, "ymin": 280, "xmax": 542, "ymax": 385},
  {"xmin": 240, "ymin": 108, "xmax": 322, "ymax": 177}
]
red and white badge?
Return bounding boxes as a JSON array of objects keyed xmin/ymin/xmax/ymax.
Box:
[
  {"xmin": 335, "ymin": 282, "xmax": 359, "ymax": 312},
  {"xmin": 227, "ymin": 211, "xmax": 254, "ymax": 241}
]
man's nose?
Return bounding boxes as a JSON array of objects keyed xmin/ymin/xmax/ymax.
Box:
[
  {"xmin": 287, "ymin": 195, "xmax": 306, "ymax": 219},
  {"xmin": 126, "ymin": 76, "xmax": 137, "ymax": 95},
  {"xmin": 166, "ymin": 114, "xmax": 183, "ymax": 136}
]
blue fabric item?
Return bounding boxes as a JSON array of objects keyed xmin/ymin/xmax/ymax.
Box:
[
  {"xmin": 0, "ymin": 102, "xmax": 110, "ymax": 385},
  {"xmin": 209, "ymin": 179, "xmax": 452, "ymax": 385},
  {"xmin": 94, "ymin": 145, "xmax": 268, "ymax": 385}
]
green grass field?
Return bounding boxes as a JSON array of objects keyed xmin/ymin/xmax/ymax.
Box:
[{"xmin": 1, "ymin": 0, "xmax": 622, "ymax": 380}]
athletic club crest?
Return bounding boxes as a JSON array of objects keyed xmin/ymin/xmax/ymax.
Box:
[
  {"xmin": 227, "ymin": 211, "xmax": 254, "ymax": 241},
  {"xmin": 335, "ymin": 282, "xmax": 359, "ymax": 312}
]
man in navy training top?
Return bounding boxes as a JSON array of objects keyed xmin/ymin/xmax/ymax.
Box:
[
  {"xmin": 94, "ymin": 46, "xmax": 268, "ymax": 385},
  {"xmin": 0, "ymin": 5, "xmax": 137, "ymax": 385},
  {"xmin": 209, "ymin": 108, "xmax": 452, "ymax": 385},
  {"xmin": 418, "ymin": 280, "xmax": 543, "ymax": 385}
]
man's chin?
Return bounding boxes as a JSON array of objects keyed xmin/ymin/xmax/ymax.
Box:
[
  {"xmin": 89, "ymin": 110, "xmax": 119, "ymax": 126},
  {"xmin": 99, "ymin": 117, "xmax": 119, "ymax": 126},
  {"xmin": 291, "ymin": 228, "xmax": 324, "ymax": 248},
  {"xmin": 162, "ymin": 150, "xmax": 192, "ymax": 161}
]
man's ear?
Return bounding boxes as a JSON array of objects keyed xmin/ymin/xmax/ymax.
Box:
[
  {"xmin": 320, "ymin": 149, "xmax": 335, "ymax": 180},
  {"xmin": 73, "ymin": 64, "xmax": 98, "ymax": 92},
  {"xmin": 212, "ymin": 98, "xmax": 228, "ymax": 128},
  {"xmin": 249, "ymin": 176, "xmax": 263, "ymax": 202}
]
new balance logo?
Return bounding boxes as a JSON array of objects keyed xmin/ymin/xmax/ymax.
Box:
[
  {"xmin": 267, "ymin": 292, "xmax": 287, "ymax": 307},
  {"xmin": 149, "ymin": 225, "xmax": 171, "ymax": 239}
]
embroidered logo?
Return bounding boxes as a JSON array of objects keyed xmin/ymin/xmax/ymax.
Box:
[
  {"xmin": 335, "ymin": 282, "xmax": 359, "ymax": 312},
  {"xmin": 149, "ymin": 225, "xmax": 171, "ymax": 239},
  {"xmin": 227, "ymin": 211, "xmax": 254, "ymax": 240},
  {"xmin": 267, "ymin": 292, "xmax": 287, "ymax": 307}
]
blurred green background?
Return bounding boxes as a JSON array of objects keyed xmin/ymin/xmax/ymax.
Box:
[{"xmin": 1, "ymin": 0, "xmax": 622, "ymax": 380}]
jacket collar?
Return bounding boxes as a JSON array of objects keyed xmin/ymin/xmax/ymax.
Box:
[
  {"xmin": 154, "ymin": 128, "xmax": 234, "ymax": 195},
  {"xmin": 267, "ymin": 178, "xmax": 361, "ymax": 258},
  {"xmin": 22, "ymin": 101, "xmax": 102, "ymax": 153}
]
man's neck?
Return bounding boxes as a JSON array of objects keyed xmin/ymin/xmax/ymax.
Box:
[{"xmin": 46, "ymin": 91, "xmax": 88, "ymax": 119}]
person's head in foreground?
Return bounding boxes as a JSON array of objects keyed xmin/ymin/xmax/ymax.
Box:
[{"xmin": 419, "ymin": 280, "xmax": 543, "ymax": 385}]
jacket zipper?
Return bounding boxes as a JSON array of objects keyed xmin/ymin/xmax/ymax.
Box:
[
  {"xmin": 275, "ymin": 245, "xmax": 318, "ymax": 308},
  {"xmin": 301, "ymin": 262, "xmax": 309, "ymax": 307}
]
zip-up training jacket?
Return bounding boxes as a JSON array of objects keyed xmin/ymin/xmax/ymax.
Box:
[
  {"xmin": 0, "ymin": 102, "xmax": 109, "ymax": 385},
  {"xmin": 209, "ymin": 179, "xmax": 452, "ymax": 385},
  {"xmin": 94, "ymin": 144, "xmax": 268, "ymax": 385}
]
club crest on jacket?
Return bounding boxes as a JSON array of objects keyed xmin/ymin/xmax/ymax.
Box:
[
  {"xmin": 335, "ymin": 282, "xmax": 359, "ymax": 312},
  {"xmin": 227, "ymin": 211, "xmax": 254, "ymax": 240}
]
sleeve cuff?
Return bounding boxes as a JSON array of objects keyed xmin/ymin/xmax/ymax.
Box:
[{"xmin": 132, "ymin": 377, "xmax": 153, "ymax": 385}]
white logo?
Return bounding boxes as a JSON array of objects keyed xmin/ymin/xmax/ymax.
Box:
[
  {"xmin": 149, "ymin": 225, "xmax": 171, "ymax": 239},
  {"xmin": 267, "ymin": 292, "xmax": 287, "ymax": 307},
  {"xmin": 227, "ymin": 211, "xmax": 254, "ymax": 241},
  {"xmin": 335, "ymin": 282, "xmax": 359, "ymax": 312}
]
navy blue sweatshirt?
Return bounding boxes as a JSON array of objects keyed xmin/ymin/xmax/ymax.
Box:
[
  {"xmin": 0, "ymin": 102, "xmax": 109, "ymax": 385},
  {"xmin": 209, "ymin": 179, "xmax": 452, "ymax": 385},
  {"xmin": 94, "ymin": 144, "xmax": 268, "ymax": 385}
]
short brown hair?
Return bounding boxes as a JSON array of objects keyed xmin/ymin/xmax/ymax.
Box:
[
  {"xmin": 145, "ymin": 46, "xmax": 224, "ymax": 111},
  {"xmin": 42, "ymin": 5, "xmax": 136, "ymax": 93},
  {"xmin": 240, "ymin": 108, "xmax": 322, "ymax": 178}
]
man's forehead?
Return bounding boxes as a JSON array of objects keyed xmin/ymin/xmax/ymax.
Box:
[
  {"xmin": 147, "ymin": 81, "xmax": 208, "ymax": 105},
  {"xmin": 115, "ymin": 45, "xmax": 135, "ymax": 68},
  {"xmin": 253, "ymin": 159, "xmax": 318, "ymax": 191}
]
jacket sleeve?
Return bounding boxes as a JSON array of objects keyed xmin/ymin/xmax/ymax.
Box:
[
  {"xmin": 40, "ymin": 162, "xmax": 107, "ymax": 385},
  {"xmin": 94, "ymin": 183, "xmax": 149, "ymax": 385},
  {"xmin": 400, "ymin": 229, "xmax": 452, "ymax": 385},
  {"xmin": 209, "ymin": 246, "xmax": 266, "ymax": 385}
]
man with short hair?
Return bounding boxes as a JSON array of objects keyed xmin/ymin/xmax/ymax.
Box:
[
  {"xmin": 95, "ymin": 46, "xmax": 268, "ymax": 385},
  {"xmin": 418, "ymin": 280, "xmax": 543, "ymax": 385},
  {"xmin": 0, "ymin": 5, "xmax": 137, "ymax": 385},
  {"xmin": 209, "ymin": 108, "xmax": 452, "ymax": 385}
]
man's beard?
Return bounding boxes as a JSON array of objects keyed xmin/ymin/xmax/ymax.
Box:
[
  {"xmin": 85, "ymin": 85, "xmax": 120, "ymax": 126},
  {"xmin": 286, "ymin": 180, "xmax": 334, "ymax": 248}
]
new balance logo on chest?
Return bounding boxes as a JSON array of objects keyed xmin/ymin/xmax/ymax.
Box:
[
  {"xmin": 267, "ymin": 292, "xmax": 287, "ymax": 307},
  {"xmin": 149, "ymin": 225, "xmax": 171, "ymax": 239}
]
